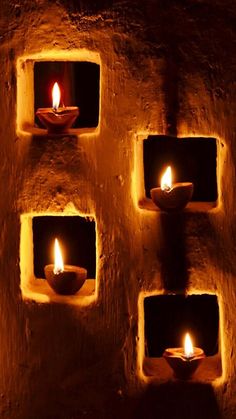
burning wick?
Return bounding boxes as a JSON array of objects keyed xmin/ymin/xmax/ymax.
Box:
[
  {"xmin": 53, "ymin": 238, "xmax": 64, "ymax": 274},
  {"xmin": 150, "ymin": 165, "xmax": 193, "ymax": 211},
  {"xmin": 161, "ymin": 166, "xmax": 172, "ymax": 192},
  {"xmin": 163, "ymin": 332, "xmax": 205, "ymax": 379},
  {"xmin": 52, "ymin": 82, "xmax": 61, "ymax": 112},
  {"xmin": 184, "ymin": 332, "xmax": 194, "ymax": 359},
  {"xmin": 36, "ymin": 81, "xmax": 79, "ymax": 133},
  {"xmin": 44, "ymin": 238, "xmax": 87, "ymax": 295}
]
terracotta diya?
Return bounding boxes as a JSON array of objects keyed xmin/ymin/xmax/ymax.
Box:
[
  {"xmin": 163, "ymin": 333, "xmax": 205, "ymax": 379},
  {"xmin": 44, "ymin": 238, "xmax": 87, "ymax": 295},
  {"xmin": 150, "ymin": 166, "xmax": 193, "ymax": 211},
  {"xmin": 36, "ymin": 82, "xmax": 79, "ymax": 133}
]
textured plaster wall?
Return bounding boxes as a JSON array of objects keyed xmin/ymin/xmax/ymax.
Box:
[{"xmin": 0, "ymin": 1, "xmax": 235, "ymax": 418}]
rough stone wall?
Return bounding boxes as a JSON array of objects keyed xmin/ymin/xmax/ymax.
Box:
[{"xmin": 0, "ymin": 0, "xmax": 235, "ymax": 418}]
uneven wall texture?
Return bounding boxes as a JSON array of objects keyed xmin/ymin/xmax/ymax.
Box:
[{"xmin": 0, "ymin": 0, "xmax": 236, "ymax": 418}]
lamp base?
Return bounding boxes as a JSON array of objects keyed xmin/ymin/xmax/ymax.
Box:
[
  {"xmin": 151, "ymin": 182, "xmax": 194, "ymax": 212},
  {"xmin": 36, "ymin": 107, "xmax": 79, "ymax": 133},
  {"xmin": 44, "ymin": 264, "xmax": 87, "ymax": 295},
  {"xmin": 163, "ymin": 347, "xmax": 205, "ymax": 379}
]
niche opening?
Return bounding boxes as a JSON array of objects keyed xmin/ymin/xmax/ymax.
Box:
[
  {"xmin": 140, "ymin": 135, "xmax": 217, "ymax": 211},
  {"xmin": 16, "ymin": 50, "xmax": 101, "ymax": 136},
  {"xmin": 33, "ymin": 216, "xmax": 96, "ymax": 279},
  {"xmin": 34, "ymin": 61, "xmax": 100, "ymax": 129},
  {"xmin": 142, "ymin": 294, "xmax": 222, "ymax": 381},
  {"xmin": 20, "ymin": 214, "xmax": 97, "ymax": 305}
]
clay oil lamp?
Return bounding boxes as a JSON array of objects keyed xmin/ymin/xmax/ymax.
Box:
[
  {"xmin": 150, "ymin": 166, "xmax": 193, "ymax": 211},
  {"xmin": 44, "ymin": 238, "xmax": 87, "ymax": 295},
  {"xmin": 36, "ymin": 82, "xmax": 79, "ymax": 133},
  {"xmin": 163, "ymin": 332, "xmax": 205, "ymax": 379}
]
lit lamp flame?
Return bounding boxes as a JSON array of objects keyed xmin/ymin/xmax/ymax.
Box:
[
  {"xmin": 53, "ymin": 238, "xmax": 64, "ymax": 274},
  {"xmin": 52, "ymin": 82, "xmax": 61, "ymax": 111},
  {"xmin": 161, "ymin": 166, "xmax": 172, "ymax": 191},
  {"xmin": 184, "ymin": 333, "xmax": 194, "ymax": 358}
]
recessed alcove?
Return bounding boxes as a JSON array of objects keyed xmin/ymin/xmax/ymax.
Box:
[
  {"xmin": 141, "ymin": 294, "xmax": 222, "ymax": 382},
  {"xmin": 136, "ymin": 135, "xmax": 218, "ymax": 212},
  {"xmin": 34, "ymin": 61, "xmax": 100, "ymax": 129},
  {"xmin": 20, "ymin": 213, "xmax": 97, "ymax": 305},
  {"xmin": 16, "ymin": 50, "xmax": 101, "ymax": 137}
]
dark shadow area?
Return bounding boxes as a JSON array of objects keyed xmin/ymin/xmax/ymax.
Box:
[
  {"xmin": 58, "ymin": 0, "xmax": 114, "ymax": 14},
  {"xmin": 159, "ymin": 212, "xmax": 188, "ymax": 291},
  {"xmin": 34, "ymin": 61, "xmax": 100, "ymax": 128},
  {"xmin": 144, "ymin": 294, "xmax": 219, "ymax": 357},
  {"xmin": 23, "ymin": 302, "xmax": 118, "ymax": 419},
  {"xmin": 163, "ymin": 47, "xmax": 179, "ymax": 137},
  {"xmin": 33, "ymin": 216, "xmax": 96, "ymax": 278},
  {"xmin": 144, "ymin": 135, "xmax": 217, "ymax": 202},
  {"xmin": 132, "ymin": 382, "xmax": 221, "ymax": 419}
]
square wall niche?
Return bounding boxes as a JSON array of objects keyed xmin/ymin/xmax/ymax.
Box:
[
  {"xmin": 20, "ymin": 214, "xmax": 97, "ymax": 305},
  {"xmin": 34, "ymin": 61, "xmax": 100, "ymax": 129},
  {"xmin": 17, "ymin": 50, "xmax": 101, "ymax": 135},
  {"xmin": 142, "ymin": 294, "xmax": 222, "ymax": 382},
  {"xmin": 138, "ymin": 135, "xmax": 217, "ymax": 211}
]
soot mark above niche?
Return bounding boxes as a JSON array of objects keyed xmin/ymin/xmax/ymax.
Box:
[
  {"xmin": 144, "ymin": 294, "xmax": 219, "ymax": 357},
  {"xmin": 33, "ymin": 216, "xmax": 96, "ymax": 279},
  {"xmin": 34, "ymin": 61, "xmax": 100, "ymax": 129},
  {"xmin": 143, "ymin": 136, "xmax": 217, "ymax": 202}
]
